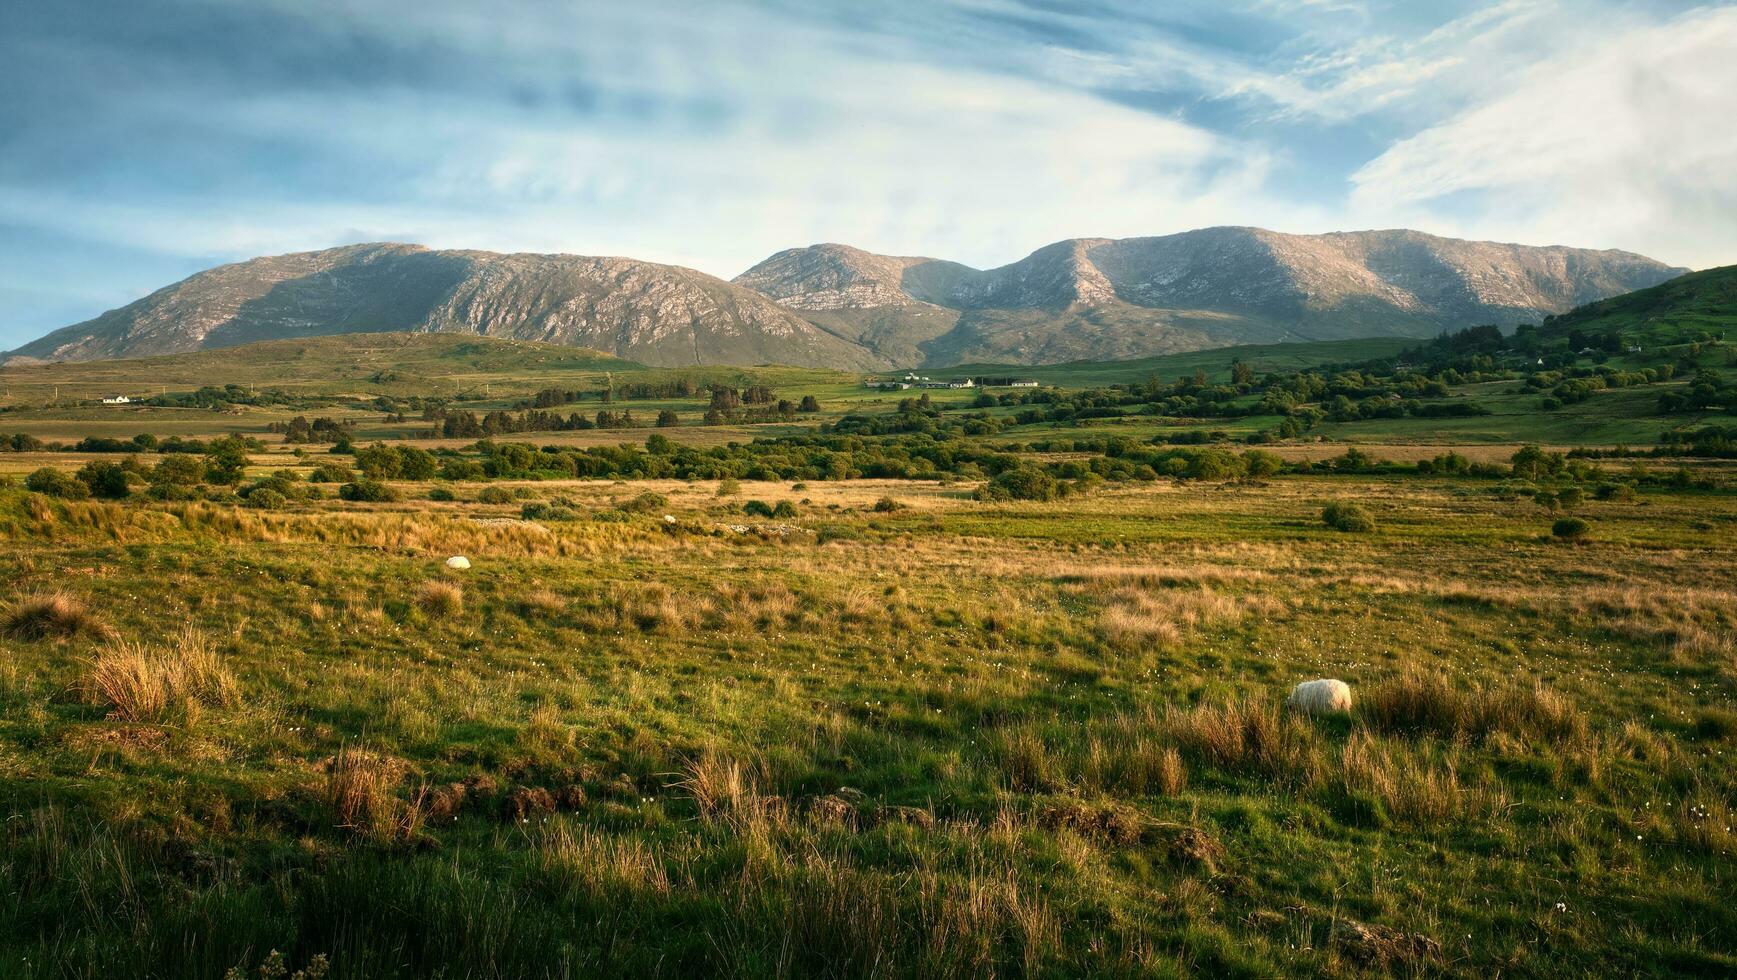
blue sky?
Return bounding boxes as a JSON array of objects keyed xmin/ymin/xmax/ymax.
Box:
[{"xmin": 4, "ymin": 0, "xmax": 1735, "ymax": 349}]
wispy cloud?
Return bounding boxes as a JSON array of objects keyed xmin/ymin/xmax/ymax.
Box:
[
  {"xmin": 0, "ymin": 0, "xmax": 1731, "ymax": 345},
  {"xmin": 1350, "ymin": 4, "xmax": 1737, "ymax": 267}
]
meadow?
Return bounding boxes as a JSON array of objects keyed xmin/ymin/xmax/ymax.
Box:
[{"xmin": 2, "ymin": 329, "xmax": 1734, "ymax": 978}]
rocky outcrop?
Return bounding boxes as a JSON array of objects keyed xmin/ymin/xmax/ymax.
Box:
[
  {"xmin": 734, "ymin": 228, "xmax": 1688, "ymax": 366},
  {"xmin": 12, "ymin": 244, "xmax": 882, "ymax": 369}
]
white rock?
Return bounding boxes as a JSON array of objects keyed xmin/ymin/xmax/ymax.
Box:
[
  {"xmin": 664, "ymin": 514, "xmax": 677, "ymax": 524},
  {"xmin": 444, "ymin": 556, "xmax": 471, "ymax": 570},
  {"xmin": 1287, "ymin": 678, "xmax": 1352, "ymax": 715}
]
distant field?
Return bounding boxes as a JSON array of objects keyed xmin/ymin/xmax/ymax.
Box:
[{"xmin": 938, "ymin": 337, "xmax": 1416, "ymax": 387}]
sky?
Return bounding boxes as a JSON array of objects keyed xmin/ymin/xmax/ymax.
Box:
[{"xmin": 3, "ymin": 0, "xmax": 1736, "ymax": 349}]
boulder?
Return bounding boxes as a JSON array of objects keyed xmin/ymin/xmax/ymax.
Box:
[{"xmin": 444, "ymin": 556, "xmax": 471, "ymax": 570}]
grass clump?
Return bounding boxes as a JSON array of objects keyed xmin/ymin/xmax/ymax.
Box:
[
  {"xmin": 5, "ymin": 591, "xmax": 110, "ymax": 641},
  {"xmin": 1361, "ymin": 667, "xmax": 1586, "ymax": 742},
  {"xmin": 84, "ymin": 628, "xmax": 237, "ymax": 723},
  {"xmin": 326, "ymin": 744, "xmax": 424, "ymax": 844},
  {"xmin": 1321, "ymin": 500, "xmax": 1375, "ymax": 532},
  {"xmin": 416, "ymin": 581, "xmax": 464, "ymax": 619}
]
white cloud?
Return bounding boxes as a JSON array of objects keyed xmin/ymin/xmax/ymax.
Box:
[
  {"xmin": 1349, "ymin": 5, "xmax": 1737, "ymax": 268},
  {"xmin": 2, "ymin": 1, "xmax": 1319, "ymax": 279}
]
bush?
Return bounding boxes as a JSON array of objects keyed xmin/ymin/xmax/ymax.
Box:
[
  {"xmin": 1593, "ymin": 482, "xmax": 1635, "ymax": 502},
  {"xmin": 244, "ymin": 488, "xmax": 288, "ymax": 510},
  {"xmin": 1322, "ymin": 501, "xmax": 1375, "ymax": 532},
  {"xmin": 477, "ymin": 486, "xmax": 513, "ymax": 505},
  {"xmin": 743, "ymin": 500, "xmax": 774, "ymax": 517},
  {"xmin": 75, "ymin": 461, "xmax": 132, "ymax": 499},
  {"xmin": 716, "ymin": 478, "xmax": 741, "ymax": 497},
  {"xmin": 428, "ymin": 487, "xmax": 455, "ymax": 502},
  {"xmin": 987, "ymin": 467, "xmax": 1059, "ymax": 501},
  {"xmin": 339, "ymin": 480, "xmax": 399, "ymax": 503},
  {"xmin": 1552, "ymin": 517, "xmax": 1590, "ymax": 541},
  {"xmin": 618, "ymin": 491, "xmax": 668, "ymax": 514},
  {"xmin": 308, "ymin": 463, "xmax": 355, "ymax": 483},
  {"xmin": 772, "ymin": 501, "xmax": 798, "ymax": 518},
  {"xmin": 24, "ymin": 467, "xmax": 89, "ymax": 499},
  {"xmin": 522, "ymin": 501, "xmax": 579, "ymax": 521},
  {"xmin": 150, "ymin": 454, "xmax": 206, "ymax": 487},
  {"xmin": 440, "ymin": 459, "xmax": 486, "ymax": 481},
  {"xmin": 1554, "ymin": 487, "xmax": 1584, "ymax": 509},
  {"xmin": 871, "ymin": 496, "xmax": 903, "ymax": 513}
]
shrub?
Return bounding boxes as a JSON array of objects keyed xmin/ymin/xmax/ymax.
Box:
[
  {"xmin": 416, "ymin": 580, "xmax": 464, "ymax": 618},
  {"xmin": 1554, "ymin": 487, "xmax": 1584, "ymax": 510},
  {"xmin": 307, "ymin": 463, "xmax": 355, "ymax": 483},
  {"xmin": 75, "ymin": 461, "xmax": 132, "ymax": 499},
  {"xmin": 439, "ymin": 458, "xmax": 486, "ymax": 481},
  {"xmin": 522, "ymin": 501, "xmax": 579, "ymax": 521},
  {"xmin": 1593, "ymin": 482, "xmax": 1635, "ymax": 502},
  {"xmin": 987, "ymin": 467, "xmax": 1059, "ymax": 501},
  {"xmin": 871, "ymin": 497, "xmax": 903, "ymax": 513},
  {"xmin": 394, "ymin": 446, "xmax": 437, "ymax": 480},
  {"xmin": 24, "ymin": 467, "xmax": 89, "ymax": 499},
  {"xmin": 150, "ymin": 454, "xmax": 206, "ymax": 487},
  {"xmin": 716, "ymin": 478, "xmax": 741, "ymax": 497},
  {"xmin": 619, "ymin": 491, "xmax": 668, "ymax": 514},
  {"xmin": 772, "ymin": 501, "xmax": 798, "ymax": 518},
  {"xmin": 743, "ymin": 500, "xmax": 775, "ymax": 517},
  {"xmin": 477, "ymin": 486, "xmax": 513, "ymax": 504},
  {"xmin": 339, "ymin": 480, "xmax": 399, "ymax": 502},
  {"xmin": 1322, "ymin": 501, "xmax": 1375, "ymax": 532},
  {"xmin": 428, "ymin": 486, "xmax": 455, "ymax": 502},
  {"xmin": 244, "ymin": 488, "xmax": 288, "ymax": 510},
  {"xmin": 4, "ymin": 591, "xmax": 109, "ymax": 641},
  {"xmin": 1552, "ymin": 517, "xmax": 1590, "ymax": 541}
]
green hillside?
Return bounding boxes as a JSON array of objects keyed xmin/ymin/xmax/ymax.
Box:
[
  {"xmin": 934, "ymin": 337, "xmax": 1415, "ymax": 386},
  {"xmin": 0, "ymin": 332, "xmax": 645, "ymax": 402},
  {"xmin": 1544, "ymin": 264, "xmax": 1736, "ymax": 346}
]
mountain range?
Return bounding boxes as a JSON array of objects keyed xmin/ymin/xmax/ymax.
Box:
[{"xmin": 7, "ymin": 228, "xmax": 1689, "ymax": 369}]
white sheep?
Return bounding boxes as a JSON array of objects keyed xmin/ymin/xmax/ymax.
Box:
[
  {"xmin": 1287, "ymin": 678, "xmax": 1352, "ymax": 715},
  {"xmin": 444, "ymin": 556, "xmax": 471, "ymax": 570}
]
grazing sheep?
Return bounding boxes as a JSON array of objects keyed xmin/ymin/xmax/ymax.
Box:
[
  {"xmin": 445, "ymin": 556, "xmax": 471, "ymax": 570},
  {"xmin": 1288, "ymin": 678, "xmax": 1353, "ymax": 715}
]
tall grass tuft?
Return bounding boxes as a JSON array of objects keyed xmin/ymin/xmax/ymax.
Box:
[
  {"xmin": 415, "ymin": 580, "xmax": 464, "ymax": 619},
  {"xmin": 326, "ymin": 744, "xmax": 424, "ymax": 844},
  {"xmin": 1361, "ymin": 667, "xmax": 1586, "ymax": 742},
  {"xmin": 5, "ymin": 591, "xmax": 110, "ymax": 641},
  {"xmin": 84, "ymin": 628, "xmax": 237, "ymax": 723}
]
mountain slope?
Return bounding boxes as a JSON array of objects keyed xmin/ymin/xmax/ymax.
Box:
[
  {"xmin": 734, "ymin": 228, "xmax": 1688, "ymax": 366},
  {"xmin": 10, "ymin": 244, "xmax": 884, "ymax": 370},
  {"xmin": 13, "ymin": 230, "xmax": 1690, "ymax": 370},
  {"xmin": 1540, "ymin": 263, "xmax": 1737, "ymax": 342}
]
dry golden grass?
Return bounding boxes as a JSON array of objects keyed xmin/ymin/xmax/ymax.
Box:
[
  {"xmin": 1361, "ymin": 667, "xmax": 1586, "ymax": 742},
  {"xmin": 83, "ymin": 628, "xmax": 236, "ymax": 723},
  {"xmin": 4, "ymin": 591, "xmax": 110, "ymax": 642},
  {"xmin": 326, "ymin": 745, "xmax": 423, "ymax": 844},
  {"xmin": 415, "ymin": 580, "xmax": 463, "ymax": 619}
]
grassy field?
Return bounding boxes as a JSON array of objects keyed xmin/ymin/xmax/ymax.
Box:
[
  {"xmin": 936, "ymin": 338, "xmax": 1416, "ymax": 387},
  {"xmin": 2, "ymin": 472, "xmax": 1735, "ymax": 978},
  {"xmin": 2, "ymin": 328, "xmax": 1735, "ymax": 977}
]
